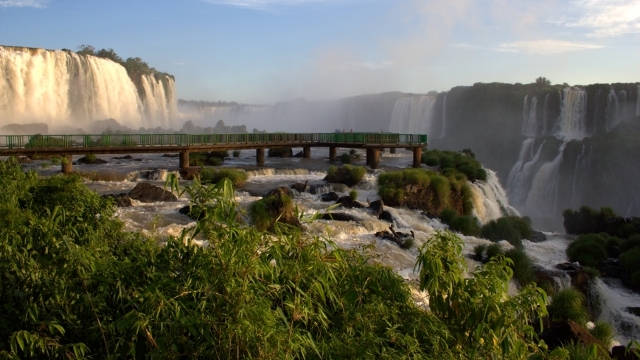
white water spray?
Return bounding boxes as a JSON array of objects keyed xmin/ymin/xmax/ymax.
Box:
[
  {"xmin": 388, "ymin": 96, "xmax": 437, "ymax": 134},
  {"xmin": 554, "ymin": 88, "xmax": 587, "ymax": 140},
  {"xmin": 507, "ymin": 139, "xmax": 546, "ymax": 206},
  {"xmin": 440, "ymin": 94, "xmax": 447, "ymax": 139},
  {"xmin": 522, "ymin": 95, "xmax": 538, "ymax": 137},
  {"xmin": 471, "ymin": 169, "xmax": 519, "ymax": 224},
  {"xmin": 0, "ymin": 46, "xmax": 177, "ymax": 130},
  {"xmin": 524, "ymin": 143, "xmax": 567, "ymax": 218}
]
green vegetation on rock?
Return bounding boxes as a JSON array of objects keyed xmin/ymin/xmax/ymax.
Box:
[
  {"xmin": 421, "ymin": 149, "xmax": 487, "ymax": 182},
  {"xmin": 480, "ymin": 216, "xmax": 532, "ymax": 249},
  {"xmin": 200, "ymin": 168, "xmax": 248, "ymax": 187},
  {"xmin": 325, "ymin": 165, "xmax": 366, "ymax": 187}
]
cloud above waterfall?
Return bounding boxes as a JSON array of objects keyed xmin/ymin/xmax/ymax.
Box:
[
  {"xmin": 495, "ymin": 39, "xmax": 604, "ymax": 54},
  {"xmin": 558, "ymin": 0, "xmax": 640, "ymax": 38},
  {"xmin": 0, "ymin": 0, "xmax": 47, "ymax": 7},
  {"xmin": 202, "ymin": 0, "xmax": 347, "ymax": 10}
]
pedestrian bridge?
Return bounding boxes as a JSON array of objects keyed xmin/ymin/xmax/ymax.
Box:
[{"xmin": 0, "ymin": 132, "xmax": 427, "ymax": 173}]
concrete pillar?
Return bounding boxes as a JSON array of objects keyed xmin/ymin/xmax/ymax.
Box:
[
  {"xmin": 303, "ymin": 146, "xmax": 311, "ymax": 159},
  {"xmin": 329, "ymin": 146, "xmax": 337, "ymax": 160},
  {"xmin": 179, "ymin": 151, "xmax": 190, "ymax": 169},
  {"xmin": 256, "ymin": 148, "xmax": 265, "ymax": 166},
  {"xmin": 370, "ymin": 148, "xmax": 380, "ymax": 169},
  {"xmin": 412, "ymin": 147, "xmax": 422, "ymax": 168},
  {"xmin": 366, "ymin": 148, "xmax": 372, "ymax": 166},
  {"xmin": 390, "ymin": 147, "xmax": 396, "ymax": 154},
  {"xmin": 61, "ymin": 155, "xmax": 73, "ymax": 174}
]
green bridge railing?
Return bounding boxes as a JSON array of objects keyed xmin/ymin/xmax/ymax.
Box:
[{"xmin": 0, "ymin": 133, "xmax": 427, "ymax": 149}]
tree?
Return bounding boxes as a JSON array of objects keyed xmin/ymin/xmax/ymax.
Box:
[
  {"xmin": 95, "ymin": 48, "xmax": 123, "ymax": 64},
  {"xmin": 76, "ymin": 44, "xmax": 96, "ymax": 56},
  {"xmin": 535, "ymin": 77, "xmax": 551, "ymax": 86}
]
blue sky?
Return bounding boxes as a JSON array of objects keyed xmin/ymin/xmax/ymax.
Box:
[{"xmin": 1, "ymin": 0, "xmax": 639, "ymax": 103}]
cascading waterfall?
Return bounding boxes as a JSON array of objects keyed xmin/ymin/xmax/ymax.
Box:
[
  {"xmin": 605, "ymin": 89, "xmax": 622, "ymax": 132},
  {"xmin": 388, "ymin": 96, "xmax": 437, "ymax": 133},
  {"xmin": 591, "ymin": 278, "xmax": 640, "ymax": 345},
  {"xmin": 541, "ymin": 93, "xmax": 549, "ymax": 136},
  {"xmin": 471, "ymin": 169, "xmax": 520, "ymax": 224},
  {"xmin": 440, "ymin": 94, "xmax": 447, "ymax": 138},
  {"xmin": 522, "ymin": 95, "xmax": 538, "ymax": 137},
  {"xmin": 0, "ymin": 46, "xmax": 177, "ymax": 130},
  {"xmin": 554, "ymin": 88, "xmax": 588, "ymax": 140},
  {"xmin": 507, "ymin": 139, "xmax": 546, "ymax": 206},
  {"xmin": 524, "ymin": 143, "xmax": 567, "ymax": 218}
]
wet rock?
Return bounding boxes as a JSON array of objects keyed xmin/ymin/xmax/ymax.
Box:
[
  {"xmin": 102, "ymin": 193, "xmax": 133, "ymax": 207},
  {"xmin": 291, "ymin": 180, "xmax": 308, "ymax": 193},
  {"xmin": 600, "ymin": 259, "xmax": 622, "ymax": 278},
  {"xmin": 530, "ymin": 230, "xmax": 547, "ymax": 242},
  {"xmin": 375, "ymin": 226, "xmax": 414, "ymax": 248},
  {"xmin": 324, "ymin": 167, "xmax": 362, "ymax": 187},
  {"xmin": 265, "ymin": 187, "xmax": 294, "ymax": 198},
  {"xmin": 163, "ymin": 153, "xmax": 180, "ymax": 157},
  {"xmin": 626, "ymin": 307, "xmax": 640, "ymax": 317},
  {"xmin": 611, "ymin": 345, "xmax": 640, "ymax": 360},
  {"xmin": 335, "ymin": 196, "xmax": 366, "ymax": 209},
  {"xmin": 20, "ymin": 156, "xmax": 32, "ymax": 163},
  {"xmin": 139, "ymin": 169, "xmax": 169, "ymax": 181},
  {"xmin": 179, "ymin": 167, "xmax": 200, "ymax": 180},
  {"xmin": 77, "ymin": 156, "xmax": 108, "ymax": 165},
  {"xmin": 321, "ymin": 192, "xmax": 339, "ymax": 202},
  {"xmin": 320, "ymin": 213, "xmax": 358, "ymax": 222},
  {"xmin": 112, "ymin": 155, "xmax": 133, "ymax": 160},
  {"xmin": 329, "ymin": 183, "xmax": 350, "ymax": 193},
  {"xmin": 128, "ymin": 182, "xmax": 178, "ymax": 203},
  {"xmin": 379, "ymin": 210, "xmax": 394, "ymax": 223},
  {"xmin": 253, "ymin": 187, "xmax": 301, "ymax": 230},
  {"xmin": 539, "ymin": 320, "xmax": 607, "ymax": 354},
  {"xmin": 294, "ymin": 151, "xmax": 304, "ymax": 158},
  {"xmin": 369, "ymin": 199, "xmax": 384, "ymax": 214}
]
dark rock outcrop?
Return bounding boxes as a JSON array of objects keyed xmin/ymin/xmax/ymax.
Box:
[
  {"xmin": 162, "ymin": 153, "xmax": 180, "ymax": 158},
  {"xmin": 611, "ymin": 345, "xmax": 640, "ymax": 360},
  {"xmin": 320, "ymin": 213, "xmax": 358, "ymax": 222},
  {"xmin": 335, "ymin": 196, "xmax": 366, "ymax": 209},
  {"xmin": 77, "ymin": 156, "xmax": 108, "ymax": 165},
  {"xmin": 128, "ymin": 182, "xmax": 177, "ymax": 202},
  {"xmin": 378, "ymin": 211, "xmax": 394, "ymax": 223},
  {"xmin": 321, "ymin": 192, "xmax": 340, "ymax": 202},
  {"xmin": 112, "ymin": 155, "xmax": 133, "ymax": 160},
  {"xmin": 375, "ymin": 226, "xmax": 414, "ymax": 248},
  {"xmin": 530, "ymin": 230, "xmax": 547, "ymax": 242},
  {"xmin": 102, "ymin": 193, "xmax": 133, "ymax": 207},
  {"xmin": 539, "ymin": 320, "xmax": 607, "ymax": 354},
  {"xmin": 291, "ymin": 180, "xmax": 308, "ymax": 193}
]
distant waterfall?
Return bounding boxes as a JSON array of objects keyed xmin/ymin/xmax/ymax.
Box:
[
  {"xmin": 388, "ymin": 96, "xmax": 437, "ymax": 134},
  {"xmin": 507, "ymin": 139, "xmax": 546, "ymax": 206},
  {"xmin": 554, "ymin": 88, "xmax": 587, "ymax": 140},
  {"xmin": 522, "ymin": 95, "xmax": 538, "ymax": 137},
  {"xmin": 541, "ymin": 94, "xmax": 549, "ymax": 136},
  {"xmin": 0, "ymin": 46, "xmax": 177, "ymax": 130},
  {"xmin": 524, "ymin": 143, "xmax": 567, "ymax": 218},
  {"xmin": 440, "ymin": 94, "xmax": 447, "ymax": 138},
  {"xmin": 471, "ymin": 169, "xmax": 519, "ymax": 224},
  {"xmin": 605, "ymin": 89, "xmax": 624, "ymax": 132}
]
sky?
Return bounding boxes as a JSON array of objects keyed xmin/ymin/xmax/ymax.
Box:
[{"xmin": 1, "ymin": 0, "xmax": 639, "ymax": 104}]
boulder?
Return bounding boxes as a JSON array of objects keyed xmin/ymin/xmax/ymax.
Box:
[
  {"xmin": 530, "ymin": 230, "xmax": 547, "ymax": 242},
  {"xmin": 611, "ymin": 345, "xmax": 640, "ymax": 360},
  {"xmin": 379, "ymin": 210, "xmax": 394, "ymax": 223},
  {"xmin": 265, "ymin": 187, "xmax": 294, "ymax": 198},
  {"xmin": 369, "ymin": 199, "xmax": 384, "ymax": 214},
  {"xmin": 253, "ymin": 187, "xmax": 301, "ymax": 230},
  {"xmin": 102, "ymin": 193, "xmax": 133, "ymax": 207},
  {"xmin": 77, "ymin": 156, "xmax": 108, "ymax": 165},
  {"xmin": 112, "ymin": 155, "xmax": 133, "ymax": 160},
  {"xmin": 539, "ymin": 320, "xmax": 607, "ymax": 354},
  {"xmin": 128, "ymin": 182, "xmax": 178, "ymax": 202},
  {"xmin": 162, "ymin": 153, "xmax": 180, "ymax": 158},
  {"xmin": 321, "ymin": 192, "xmax": 340, "ymax": 202},
  {"xmin": 335, "ymin": 196, "xmax": 366, "ymax": 209},
  {"xmin": 329, "ymin": 183, "xmax": 350, "ymax": 193},
  {"xmin": 294, "ymin": 151, "xmax": 304, "ymax": 158},
  {"xmin": 375, "ymin": 226, "xmax": 414, "ymax": 248},
  {"xmin": 320, "ymin": 213, "xmax": 358, "ymax": 222},
  {"xmin": 291, "ymin": 180, "xmax": 308, "ymax": 193}
]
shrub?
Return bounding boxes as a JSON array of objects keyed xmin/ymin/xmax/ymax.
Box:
[
  {"xmin": 590, "ymin": 321, "xmax": 613, "ymax": 346},
  {"xmin": 232, "ymin": 150, "xmax": 241, "ymax": 157},
  {"xmin": 268, "ymin": 147, "xmax": 293, "ymax": 157},
  {"xmin": 84, "ymin": 153, "xmax": 97, "ymax": 163},
  {"xmin": 326, "ymin": 165, "xmax": 366, "ymax": 186},
  {"xmin": 566, "ymin": 234, "xmax": 609, "ymax": 268},
  {"xmin": 349, "ymin": 149, "xmax": 357, "ymax": 155},
  {"xmin": 620, "ymin": 234, "xmax": 640, "ymax": 253},
  {"xmin": 200, "ymin": 168, "xmax": 248, "ymax": 186},
  {"xmin": 439, "ymin": 208, "xmax": 457, "ymax": 225},
  {"xmin": 474, "ymin": 244, "xmax": 487, "ymax": 260},
  {"xmin": 349, "ymin": 190, "xmax": 358, "ymax": 201},
  {"xmin": 620, "ymin": 247, "xmax": 640, "ymax": 285},
  {"xmin": 449, "ymin": 215, "xmax": 480, "ymax": 236},
  {"xmin": 401, "ymin": 237, "xmax": 414, "ymax": 249},
  {"xmin": 340, "ymin": 153, "xmax": 352, "ymax": 164},
  {"xmin": 485, "ymin": 243, "xmax": 504, "ymax": 259},
  {"xmin": 420, "ymin": 149, "xmax": 487, "ymax": 182},
  {"xmin": 481, "ymin": 216, "xmax": 531, "ymax": 249},
  {"xmin": 548, "ymin": 288, "xmax": 590, "ymax": 326},
  {"xmin": 503, "ymin": 248, "xmax": 535, "ymax": 286},
  {"xmin": 423, "ymin": 156, "xmax": 439, "ymax": 167}
]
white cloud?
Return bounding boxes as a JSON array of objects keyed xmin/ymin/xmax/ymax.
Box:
[
  {"xmin": 495, "ymin": 39, "xmax": 603, "ymax": 54},
  {"xmin": 0, "ymin": 0, "xmax": 47, "ymax": 7},
  {"xmin": 562, "ymin": 0, "xmax": 640, "ymax": 37}
]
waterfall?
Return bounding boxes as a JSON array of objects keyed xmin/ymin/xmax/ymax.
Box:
[
  {"xmin": 542, "ymin": 94, "xmax": 549, "ymax": 136},
  {"xmin": 554, "ymin": 88, "xmax": 587, "ymax": 140},
  {"xmin": 522, "ymin": 95, "xmax": 538, "ymax": 137},
  {"xmin": 388, "ymin": 96, "xmax": 437, "ymax": 134},
  {"xmin": 440, "ymin": 94, "xmax": 447, "ymax": 138},
  {"xmin": 524, "ymin": 143, "xmax": 567, "ymax": 218},
  {"xmin": 0, "ymin": 46, "xmax": 177, "ymax": 130},
  {"xmin": 591, "ymin": 278, "xmax": 640, "ymax": 346},
  {"xmin": 571, "ymin": 145, "xmax": 591, "ymax": 209},
  {"xmin": 507, "ymin": 139, "xmax": 546, "ymax": 206},
  {"xmin": 471, "ymin": 169, "xmax": 519, "ymax": 224},
  {"xmin": 636, "ymin": 85, "xmax": 640, "ymax": 117},
  {"xmin": 605, "ymin": 89, "xmax": 622, "ymax": 132}
]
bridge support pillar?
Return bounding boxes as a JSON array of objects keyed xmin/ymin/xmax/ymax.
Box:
[
  {"xmin": 368, "ymin": 148, "xmax": 380, "ymax": 169},
  {"xmin": 390, "ymin": 147, "xmax": 396, "ymax": 154},
  {"xmin": 412, "ymin": 147, "xmax": 422, "ymax": 168},
  {"xmin": 329, "ymin": 146, "xmax": 337, "ymax": 161},
  {"xmin": 256, "ymin": 148, "xmax": 265, "ymax": 166},
  {"xmin": 179, "ymin": 151, "xmax": 190, "ymax": 169},
  {"xmin": 303, "ymin": 146, "xmax": 311, "ymax": 159},
  {"xmin": 61, "ymin": 155, "xmax": 73, "ymax": 174}
]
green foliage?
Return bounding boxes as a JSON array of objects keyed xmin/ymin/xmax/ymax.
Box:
[
  {"xmin": 200, "ymin": 168, "xmax": 248, "ymax": 187},
  {"xmin": 325, "ymin": 165, "xmax": 366, "ymax": 186},
  {"xmin": 232, "ymin": 150, "xmax": 241, "ymax": 157},
  {"xmin": 449, "ymin": 215, "xmax": 480, "ymax": 236},
  {"xmin": 548, "ymin": 288, "xmax": 590, "ymax": 326},
  {"xmin": 566, "ymin": 234, "xmax": 609, "ymax": 268},
  {"xmin": 563, "ymin": 206, "xmax": 640, "ymax": 239},
  {"xmin": 486, "ymin": 243, "xmax": 504, "ymax": 259},
  {"xmin": 349, "ymin": 190, "xmax": 358, "ymax": 201},
  {"xmin": 481, "ymin": 216, "xmax": 532, "ymax": 249},
  {"xmin": 439, "ymin": 208, "xmax": 457, "ymax": 224},
  {"xmin": 590, "ymin": 321, "xmax": 613, "ymax": 346},
  {"xmin": 620, "ymin": 234, "xmax": 640, "ymax": 253},
  {"xmin": 620, "ymin": 247, "xmax": 640, "ymax": 287},
  {"xmin": 503, "ymin": 248, "xmax": 535, "ymax": 286},
  {"xmin": 339, "ymin": 153, "xmax": 352, "ymax": 164},
  {"xmin": 415, "ymin": 231, "xmax": 548, "ymax": 358},
  {"xmin": 84, "ymin": 153, "xmax": 97, "ymax": 163},
  {"xmin": 421, "ymin": 149, "xmax": 487, "ymax": 182},
  {"xmin": 268, "ymin": 147, "xmax": 293, "ymax": 157},
  {"xmin": 349, "ymin": 149, "xmax": 357, "ymax": 156},
  {"xmin": 189, "ymin": 151, "xmax": 225, "ymax": 166},
  {"xmin": 473, "ymin": 244, "xmax": 487, "ymax": 259}
]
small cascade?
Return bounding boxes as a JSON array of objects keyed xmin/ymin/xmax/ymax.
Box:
[
  {"xmin": 605, "ymin": 88, "xmax": 623, "ymax": 132},
  {"xmin": 522, "ymin": 95, "xmax": 538, "ymax": 137},
  {"xmin": 126, "ymin": 168, "xmax": 178, "ymax": 181},
  {"xmin": 507, "ymin": 139, "xmax": 546, "ymax": 206},
  {"xmin": 524, "ymin": 143, "xmax": 567, "ymax": 218},
  {"xmin": 440, "ymin": 94, "xmax": 447, "ymax": 138},
  {"xmin": 388, "ymin": 96, "xmax": 437, "ymax": 134},
  {"xmin": 246, "ymin": 168, "xmax": 319, "ymax": 177},
  {"xmin": 554, "ymin": 88, "xmax": 588, "ymax": 140},
  {"xmin": 592, "ymin": 278, "xmax": 640, "ymax": 345},
  {"xmin": 471, "ymin": 169, "xmax": 519, "ymax": 224}
]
